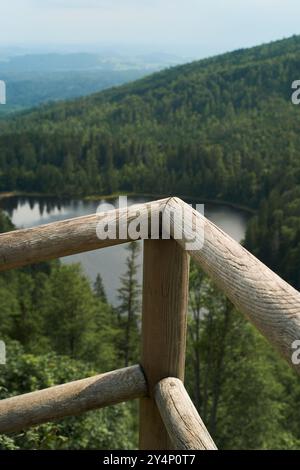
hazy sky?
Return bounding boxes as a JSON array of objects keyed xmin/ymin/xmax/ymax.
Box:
[{"xmin": 1, "ymin": 0, "xmax": 300, "ymax": 58}]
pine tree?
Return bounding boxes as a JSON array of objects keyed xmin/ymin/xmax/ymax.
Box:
[
  {"xmin": 40, "ymin": 264, "xmax": 98, "ymax": 359},
  {"xmin": 117, "ymin": 242, "xmax": 141, "ymax": 367},
  {"xmin": 94, "ymin": 274, "xmax": 107, "ymax": 303}
]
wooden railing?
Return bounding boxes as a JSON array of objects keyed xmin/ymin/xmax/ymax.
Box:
[{"xmin": 0, "ymin": 197, "xmax": 300, "ymax": 450}]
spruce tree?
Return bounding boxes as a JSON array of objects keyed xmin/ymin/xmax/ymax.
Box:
[
  {"xmin": 94, "ymin": 273, "xmax": 107, "ymax": 303},
  {"xmin": 117, "ymin": 242, "xmax": 141, "ymax": 367}
]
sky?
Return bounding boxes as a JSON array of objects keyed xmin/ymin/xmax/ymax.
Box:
[{"xmin": 1, "ymin": 0, "xmax": 300, "ymax": 59}]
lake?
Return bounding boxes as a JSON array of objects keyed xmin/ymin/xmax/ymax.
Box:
[{"xmin": 1, "ymin": 196, "xmax": 250, "ymax": 305}]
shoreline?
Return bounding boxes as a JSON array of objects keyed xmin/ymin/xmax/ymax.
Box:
[{"xmin": 0, "ymin": 191, "xmax": 256, "ymax": 215}]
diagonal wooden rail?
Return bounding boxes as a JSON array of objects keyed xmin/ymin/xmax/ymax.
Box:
[
  {"xmin": 164, "ymin": 197, "xmax": 300, "ymax": 371},
  {"xmin": 155, "ymin": 378, "xmax": 217, "ymax": 450},
  {"xmin": 0, "ymin": 197, "xmax": 299, "ymax": 449}
]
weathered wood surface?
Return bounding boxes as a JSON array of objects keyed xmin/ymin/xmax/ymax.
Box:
[
  {"xmin": 155, "ymin": 378, "xmax": 217, "ymax": 450},
  {"xmin": 164, "ymin": 197, "xmax": 300, "ymax": 372},
  {"xmin": 0, "ymin": 365, "xmax": 147, "ymax": 434},
  {"xmin": 0, "ymin": 198, "xmax": 167, "ymax": 272},
  {"xmin": 139, "ymin": 240, "xmax": 190, "ymax": 450}
]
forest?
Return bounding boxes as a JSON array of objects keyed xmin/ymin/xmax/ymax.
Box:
[{"xmin": 0, "ymin": 34, "xmax": 300, "ymax": 449}]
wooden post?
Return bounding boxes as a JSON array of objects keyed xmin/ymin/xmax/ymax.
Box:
[{"xmin": 139, "ymin": 239, "xmax": 190, "ymax": 449}]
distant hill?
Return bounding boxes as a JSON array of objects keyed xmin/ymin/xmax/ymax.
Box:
[
  {"xmin": 0, "ymin": 51, "xmax": 185, "ymax": 114},
  {"xmin": 0, "ymin": 51, "xmax": 186, "ymax": 73},
  {"xmin": 0, "ymin": 35, "xmax": 300, "ymax": 287},
  {"xmin": 0, "ymin": 69, "xmax": 150, "ymax": 114}
]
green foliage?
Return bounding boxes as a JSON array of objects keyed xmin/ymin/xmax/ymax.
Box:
[
  {"xmin": 0, "ymin": 341, "xmax": 136, "ymax": 450},
  {"xmin": 245, "ymin": 187, "xmax": 300, "ymax": 289},
  {"xmin": 94, "ymin": 273, "xmax": 107, "ymax": 303}
]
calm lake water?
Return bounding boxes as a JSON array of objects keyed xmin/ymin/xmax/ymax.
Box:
[{"xmin": 1, "ymin": 196, "xmax": 250, "ymax": 305}]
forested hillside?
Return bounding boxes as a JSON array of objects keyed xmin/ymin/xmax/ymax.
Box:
[
  {"xmin": 1, "ymin": 34, "xmax": 300, "ymax": 202},
  {"xmin": 0, "ymin": 35, "xmax": 300, "ymax": 287}
]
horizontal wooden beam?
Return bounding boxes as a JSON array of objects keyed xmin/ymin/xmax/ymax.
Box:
[
  {"xmin": 155, "ymin": 378, "xmax": 217, "ymax": 450},
  {"xmin": 164, "ymin": 197, "xmax": 300, "ymax": 372},
  {"xmin": 0, "ymin": 198, "xmax": 167, "ymax": 272},
  {"xmin": 0, "ymin": 365, "xmax": 147, "ymax": 434}
]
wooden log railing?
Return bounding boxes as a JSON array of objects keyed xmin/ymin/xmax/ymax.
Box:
[
  {"xmin": 0, "ymin": 365, "xmax": 146, "ymax": 434},
  {"xmin": 0, "ymin": 196, "xmax": 300, "ymax": 449}
]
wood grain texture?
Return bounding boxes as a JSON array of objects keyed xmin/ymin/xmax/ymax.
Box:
[
  {"xmin": 0, "ymin": 198, "xmax": 168, "ymax": 272},
  {"xmin": 164, "ymin": 197, "xmax": 300, "ymax": 372},
  {"xmin": 0, "ymin": 365, "xmax": 147, "ymax": 434},
  {"xmin": 139, "ymin": 239, "xmax": 190, "ymax": 450},
  {"xmin": 155, "ymin": 378, "xmax": 217, "ymax": 450}
]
